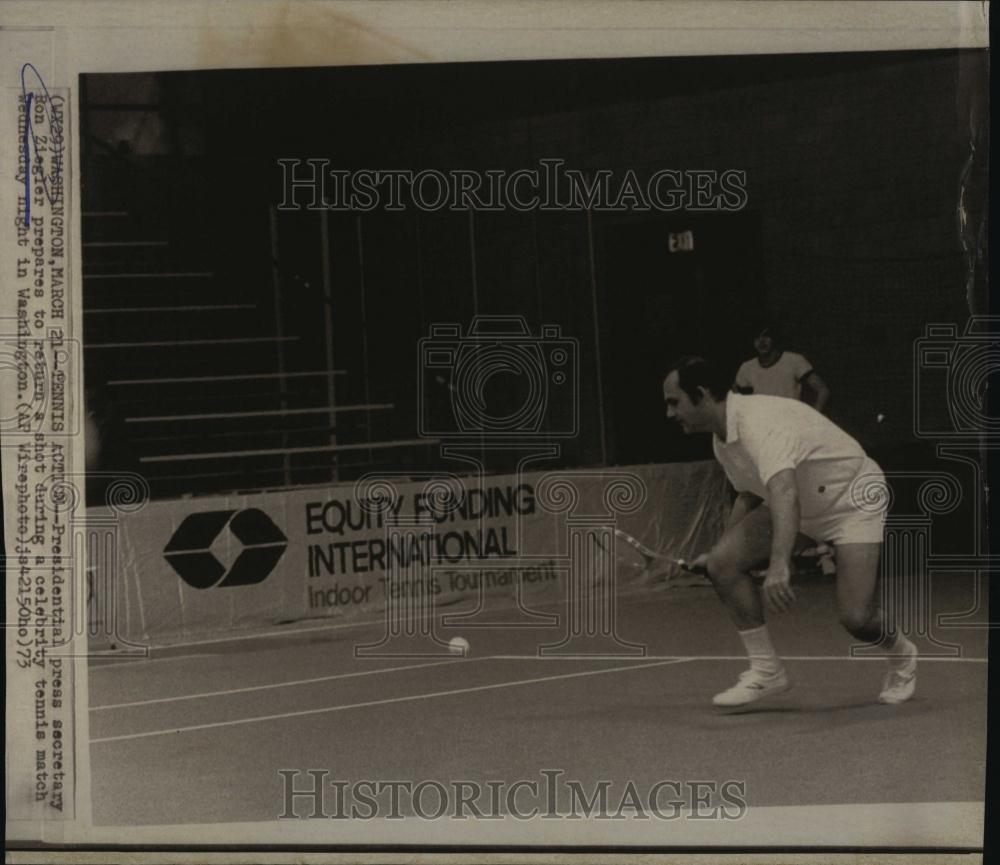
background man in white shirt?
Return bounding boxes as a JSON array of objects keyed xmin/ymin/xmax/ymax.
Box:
[
  {"xmin": 735, "ymin": 325, "xmax": 831, "ymax": 412},
  {"xmin": 662, "ymin": 356, "xmax": 916, "ymax": 709},
  {"xmin": 736, "ymin": 325, "xmax": 837, "ymax": 576}
]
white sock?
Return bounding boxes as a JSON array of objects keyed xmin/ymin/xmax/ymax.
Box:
[
  {"xmin": 738, "ymin": 625, "xmax": 782, "ymax": 675},
  {"xmin": 883, "ymin": 632, "xmax": 916, "ymax": 665}
]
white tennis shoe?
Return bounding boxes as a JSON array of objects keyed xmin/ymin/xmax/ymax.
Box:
[
  {"xmin": 878, "ymin": 639, "xmax": 917, "ymax": 705},
  {"xmin": 712, "ymin": 667, "xmax": 791, "ymax": 707}
]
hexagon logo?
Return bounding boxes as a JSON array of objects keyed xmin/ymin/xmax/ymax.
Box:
[{"xmin": 164, "ymin": 509, "xmax": 288, "ymax": 589}]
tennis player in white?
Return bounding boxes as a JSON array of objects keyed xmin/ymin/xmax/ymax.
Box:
[{"xmin": 662, "ymin": 356, "xmax": 917, "ymax": 708}]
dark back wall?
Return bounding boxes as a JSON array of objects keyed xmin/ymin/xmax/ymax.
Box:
[{"xmin": 83, "ymin": 50, "xmax": 986, "ymax": 496}]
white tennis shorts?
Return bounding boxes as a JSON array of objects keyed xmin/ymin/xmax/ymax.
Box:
[{"xmin": 799, "ymin": 457, "xmax": 887, "ymax": 545}]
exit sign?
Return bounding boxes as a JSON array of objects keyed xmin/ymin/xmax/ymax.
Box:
[{"xmin": 668, "ymin": 230, "xmax": 694, "ymax": 252}]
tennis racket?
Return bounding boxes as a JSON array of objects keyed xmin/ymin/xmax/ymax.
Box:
[
  {"xmin": 610, "ymin": 528, "xmax": 708, "ymax": 575},
  {"xmin": 594, "ymin": 527, "xmax": 708, "ymax": 580}
]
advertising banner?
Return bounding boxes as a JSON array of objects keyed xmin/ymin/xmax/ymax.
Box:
[{"xmin": 97, "ymin": 461, "xmax": 729, "ymax": 645}]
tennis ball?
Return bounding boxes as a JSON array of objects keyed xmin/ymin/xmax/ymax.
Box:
[{"xmin": 449, "ymin": 636, "xmax": 470, "ymax": 656}]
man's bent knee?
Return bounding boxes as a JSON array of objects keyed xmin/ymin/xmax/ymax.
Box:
[{"xmin": 839, "ymin": 607, "xmax": 878, "ymax": 634}]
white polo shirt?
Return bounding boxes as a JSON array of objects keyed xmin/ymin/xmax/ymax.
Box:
[
  {"xmin": 735, "ymin": 351, "xmax": 813, "ymax": 399},
  {"xmin": 712, "ymin": 394, "xmax": 877, "ymax": 524}
]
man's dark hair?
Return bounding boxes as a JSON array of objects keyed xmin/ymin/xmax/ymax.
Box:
[
  {"xmin": 664, "ymin": 355, "xmax": 732, "ymax": 403},
  {"xmin": 753, "ymin": 323, "xmax": 782, "ymax": 346}
]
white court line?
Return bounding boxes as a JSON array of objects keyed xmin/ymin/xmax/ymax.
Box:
[
  {"xmin": 90, "ymin": 652, "xmax": 215, "ymax": 669},
  {"xmin": 88, "ymin": 616, "xmax": 471, "ymax": 657},
  {"xmin": 86, "ymin": 609, "xmax": 531, "ymax": 661},
  {"xmin": 90, "ymin": 658, "xmax": 483, "ymax": 711},
  {"xmin": 90, "ymin": 658, "xmax": 691, "ymax": 744},
  {"xmin": 84, "ymin": 583, "xmax": 989, "ymax": 664},
  {"xmin": 92, "ymin": 643, "xmax": 989, "ymax": 672},
  {"xmin": 87, "ymin": 589, "xmax": 659, "ymax": 659}
]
